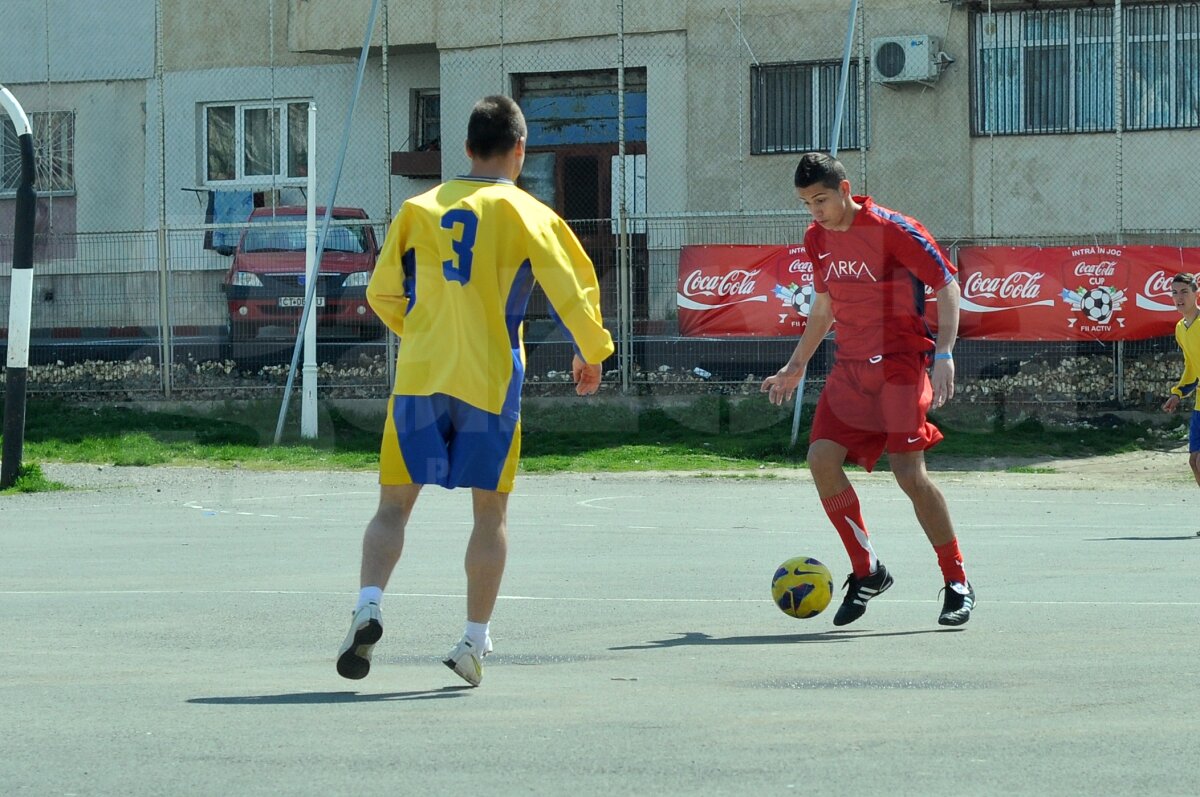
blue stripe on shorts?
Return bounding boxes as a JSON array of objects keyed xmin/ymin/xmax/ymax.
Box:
[
  {"xmin": 1189, "ymin": 410, "xmax": 1200, "ymax": 453},
  {"xmin": 391, "ymin": 393, "xmax": 517, "ymax": 490}
]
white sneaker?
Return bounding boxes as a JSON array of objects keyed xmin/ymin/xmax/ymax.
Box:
[
  {"xmin": 443, "ymin": 635, "xmax": 492, "ymax": 687},
  {"xmin": 336, "ymin": 603, "xmax": 383, "ymax": 680}
]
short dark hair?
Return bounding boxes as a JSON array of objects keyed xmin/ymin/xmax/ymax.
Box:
[
  {"xmin": 1172, "ymin": 272, "xmax": 1198, "ymax": 289},
  {"xmin": 466, "ymin": 95, "xmax": 527, "ymax": 159},
  {"xmin": 793, "ymin": 151, "xmax": 847, "ymax": 190}
]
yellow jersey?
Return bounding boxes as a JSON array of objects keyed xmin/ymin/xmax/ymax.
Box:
[
  {"xmin": 368, "ymin": 176, "xmax": 614, "ymax": 419},
  {"xmin": 1171, "ymin": 315, "xmax": 1200, "ymax": 410}
]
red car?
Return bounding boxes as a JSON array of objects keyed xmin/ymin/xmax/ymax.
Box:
[{"xmin": 221, "ymin": 206, "xmax": 383, "ymax": 341}]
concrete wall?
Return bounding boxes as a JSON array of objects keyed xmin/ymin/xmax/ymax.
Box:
[
  {"xmin": 0, "ymin": 0, "xmax": 154, "ymax": 82},
  {"xmin": 2, "ymin": 80, "xmax": 148, "ymax": 233}
]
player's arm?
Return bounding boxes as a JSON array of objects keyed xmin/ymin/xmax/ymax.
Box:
[
  {"xmin": 528, "ymin": 216, "xmax": 615, "ymax": 396},
  {"xmin": 931, "ymin": 277, "xmax": 960, "ymax": 409},
  {"xmin": 885, "ymin": 218, "xmax": 959, "ymax": 408},
  {"xmin": 365, "ymin": 209, "xmax": 413, "ymax": 338},
  {"xmin": 762, "ymin": 289, "xmax": 832, "ymax": 406},
  {"xmin": 1165, "ymin": 330, "xmax": 1197, "ymax": 411}
]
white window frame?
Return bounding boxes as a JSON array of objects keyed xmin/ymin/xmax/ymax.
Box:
[
  {"xmin": 751, "ymin": 60, "xmax": 866, "ymax": 155},
  {"xmin": 1, "ymin": 110, "xmax": 76, "ymax": 198},
  {"xmin": 203, "ymin": 99, "xmax": 310, "ymax": 186}
]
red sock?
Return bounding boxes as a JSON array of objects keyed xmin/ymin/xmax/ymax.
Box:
[
  {"xmin": 934, "ymin": 539, "xmax": 967, "ymax": 585},
  {"xmin": 820, "ymin": 486, "xmax": 876, "ymax": 578}
]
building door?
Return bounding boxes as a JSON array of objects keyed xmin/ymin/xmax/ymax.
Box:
[{"xmin": 515, "ymin": 70, "xmax": 648, "ymax": 322}]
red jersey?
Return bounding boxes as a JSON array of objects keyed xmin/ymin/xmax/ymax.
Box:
[{"xmin": 807, "ymin": 196, "xmax": 956, "ymax": 361}]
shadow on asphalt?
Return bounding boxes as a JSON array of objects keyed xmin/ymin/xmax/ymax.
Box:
[
  {"xmin": 188, "ymin": 687, "xmax": 471, "ymax": 705},
  {"xmin": 609, "ymin": 628, "xmax": 947, "ymax": 650}
]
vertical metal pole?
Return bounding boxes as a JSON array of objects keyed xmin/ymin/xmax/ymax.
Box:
[
  {"xmin": 616, "ymin": 0, "xmax": 631, "ymax": 394},
  {"xmin": 381, "ymin": 0, "xmax": 397, "ymax": 391},
  {"xmin": 856, "ymin": 0, "xmax": 867, "ymax": 191},
  {"xmin": 1114, "ymin": 0, "xmax": 1125, "ymax": 406},
  {"xmin": 1, "ymin": 86, "xmax": 36, "ymax": 489},
  {"xmin": 792, "ymin": 0, "xmax": 859, "ymax": 448},
  {"xmin": 275, "ymin": 0, "xmax": 381, "ymax": 444},
  {"xmin": 301, "ymin": 102, "xmax": 319, "ymax": 438},
  {"xmin": 155, "ymin": 0, "xmax": 173, "ymax": 397},
  {"xmin": 1114, "ymin": 0, "xmax": 1124, "ymax": 239}
]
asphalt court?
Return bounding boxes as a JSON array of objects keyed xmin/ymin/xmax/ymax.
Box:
[{"xmin": 2, "ymin": 464, "xmax": 1198, "ymax": 796}]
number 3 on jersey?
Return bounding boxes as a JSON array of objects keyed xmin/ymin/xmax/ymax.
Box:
[{"xmin": 441, "ymin": 209, "xmax": 478, "ymax": 285}]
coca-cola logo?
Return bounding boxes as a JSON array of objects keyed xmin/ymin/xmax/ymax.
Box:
[
  {"xmin": 963, "ymin": 271, "xmax": 1045, "ymax": 301},
  {"xmin": 681, "ymin": 268, "xmax": 761, "ymax": 298},
  {"xmin": 1074, "ymin": 261, "xmax": 1118, "ymax": 278},
  {"xmin": 1143, "ymin": 269, "xmax": 1173, "ymax": 297},
  {"xmin": 787, "ymin": 258, "xmax": 811, "ymax": 275}
]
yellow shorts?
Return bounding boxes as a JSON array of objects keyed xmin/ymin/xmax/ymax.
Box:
[{"xmin": 379, "ymin": 393, "xmax": 521, "ymax": 492}]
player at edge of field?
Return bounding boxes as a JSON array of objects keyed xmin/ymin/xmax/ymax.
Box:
[
  {"xmin": 1160, "ymin": 272, "xmax": 1200, "ymax": 488},
  {"xmin": 761, "ymin": 151, "xmax": 975, "ymax": 627},
  {"xmin": 336, "ymin": 95, "xmax": 615, "ymax": 686}
]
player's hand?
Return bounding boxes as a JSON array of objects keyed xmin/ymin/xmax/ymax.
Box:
[
  {"xmin": 572, "ymin": 355, "xmax": 602, "ymax": 396},
  {"xmin": 931, "ymin": 358, "xmax": 955, "ymax": 409},
  {"xmin": 1162, "ymin": 394, "xmax": 1181, "ymax": 412},
  {"xmin": 761, "ymin": 364, "xmax": 805, "ymax": 406}
]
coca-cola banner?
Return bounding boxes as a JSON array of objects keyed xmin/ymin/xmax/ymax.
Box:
[
  {"xmin": 677, "ymin": 244, "xmax": 1194, "ymax": 340},
  {"xmin": 957, "ymin": 245, "xmax": 1187, "ymax": 341},
  {"xmin": 677, "ymin": 245, "xmax": 813, "ymax": 337}
]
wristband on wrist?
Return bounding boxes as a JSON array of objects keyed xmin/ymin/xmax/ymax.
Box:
[{"xmin": 933, "ymin": 352, "xmax": 953, "ymax": 361}]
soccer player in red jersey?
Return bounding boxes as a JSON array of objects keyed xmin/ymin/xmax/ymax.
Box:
[{"xmin": 761, "ymin": 152, "xmax": 974, "ymax": 627}]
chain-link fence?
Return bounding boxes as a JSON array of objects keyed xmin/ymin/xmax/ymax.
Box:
[{"xmin": 2, "ymin": 0, "xmax": 1198, "ymax": 417}]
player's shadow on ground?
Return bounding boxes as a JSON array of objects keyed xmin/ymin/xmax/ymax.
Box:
[
  {"xmin": 188, "ymin": 687, "xmax": 471, "ymax": 705},
  {"xmin": 609, "ymin": 629, "xmax": 943, "ymax": 650}
]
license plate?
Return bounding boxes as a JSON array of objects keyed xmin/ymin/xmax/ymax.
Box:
[{"xmin": 278, "ymin": 296, "xmax": 324, "ymax": 307}]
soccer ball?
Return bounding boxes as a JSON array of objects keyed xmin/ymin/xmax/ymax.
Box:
[
  {"xmin": 790, "ymin": 284, "xmax": 814, "ymax": 317},
  {"xmin": 1080, "ymin": 288, "xmax": 1113, "ymax": 323},
  {"xmin": 771, "ymin": 556, "xmax": 834, "ymax": 618}
]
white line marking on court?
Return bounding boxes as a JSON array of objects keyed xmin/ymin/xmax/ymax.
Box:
[
  {"xmin": 577, "ymin": 496, "xmax": 637, "ymax": 509},
  {"xmin": 563, "ymin": 524, "xmax": 597, "ymax": 528},
  {"xmin": 1, "ymin": 589, "xmax": 1197, "ymax": 607},
  {"xmin": 225, "ymin": 491, "xmax": 377, "ymax": 503}
]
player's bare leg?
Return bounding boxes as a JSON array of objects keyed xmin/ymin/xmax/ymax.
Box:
[
  {"xmin": 1189, "ymin": 452, "xmax": 1200, "ymax": 487},
  {"xmin": 806, "ymin": 438, "xmax": 853, "ymax": 499},
  {"xmin": 888, "ymin": 450, "xmax": 954, "ymax": 546},
  {"xmin": 890, "ymin": 450, "xmax": 975, "ymax": 625},
  {"xmin": 444, "ymin": 488, "xmax": 509, "ymax": 686},
  {"xmin": 337, "ymin": 483, "xmax": 421, "ymax": 679},
  {"xmin": 360, "ymin": 483, "xmax": 422, "ymax": 589},
  {"xmin": 465, "ymin": 488, "xmax": 509, "ymax": 623}
]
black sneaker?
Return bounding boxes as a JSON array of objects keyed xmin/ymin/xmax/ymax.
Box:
[
  {"xmin": 832, "ymin": 562, "xmax": 894, "ymax": 626},
  {"xmin": 938, "ymin": 581, "xmax": 976, "ymax": 626}
]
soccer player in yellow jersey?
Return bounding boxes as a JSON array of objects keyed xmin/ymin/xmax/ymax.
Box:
[
  {"xmin": 1161, "ymin": 272, "xmax": 1200, "ymax": 487},
  {"xmin": 337, "ymin": 95, "xmax": 614, "ymax": 686}
]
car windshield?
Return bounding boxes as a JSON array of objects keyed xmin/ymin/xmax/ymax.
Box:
[{"xmin": 242, "ymin": 216, "xmax": 368, "ymax": 254}]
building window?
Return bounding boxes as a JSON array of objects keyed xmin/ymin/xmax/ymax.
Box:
[
  {"xmin": 973, "ymin": 3, "xmax": 1200, "ymax": 135},
  {"xmin": 204, "ymin": 100, "xmax": 310, "ymax": 184},
  {"xmin": 751, "ymin": 61, "xmax": 865, "ymax": 154},
  {"xmin": 515, "ymin": 69, "xmax": 648, "ymax": 146},
  {"xmin": 413, "ymin": 90, "xmax": 440, "ymax": 151},
  {"xmin": 1, "ymin": 110, "xmax": 75, "ymax": 196}
]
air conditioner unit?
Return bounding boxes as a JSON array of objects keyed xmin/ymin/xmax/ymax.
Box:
[{"xmin": 870, "ymin": 35, "xmax": 941, "ymax": 84}]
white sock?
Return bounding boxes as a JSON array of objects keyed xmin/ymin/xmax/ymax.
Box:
[
  {"xmin": 356, "ymin": 586, "xmax": 383, "ymax": 610},
  {"xmin": 465, "ymin": 620, "xmax": 490, "ymax": 650}
]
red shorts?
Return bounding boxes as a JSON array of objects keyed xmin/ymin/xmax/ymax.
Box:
[{"xmin": 810, "ymin": 351, "xmax": 943, "ymax": 472}]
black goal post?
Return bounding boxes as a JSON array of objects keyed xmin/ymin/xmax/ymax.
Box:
[{"xmin": 1, "ymin": 85, "xmax": 37, "ymax": 489}]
